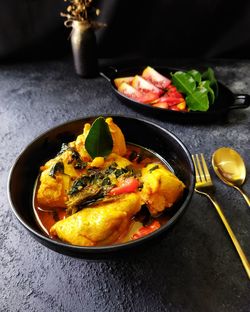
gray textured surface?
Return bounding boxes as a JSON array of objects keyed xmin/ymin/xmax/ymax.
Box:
[{"xmin": 1, "ymin": 58, "xmax": 250, "ymax": 312}]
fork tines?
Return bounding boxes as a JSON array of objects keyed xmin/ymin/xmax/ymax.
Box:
[{"xmin": 192, "ymin": 153, "xmax": 211, "ymax": 183}]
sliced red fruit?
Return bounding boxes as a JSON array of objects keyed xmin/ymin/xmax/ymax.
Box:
[
  {"xmin": 131, "ymin": 75, "xmax": 163, "ymax": 96},
  {"xmin": 169, "ymin": 102, "xmax": 188, "ymax": 112},
  {"xmin": 114, "ymin": 76, "xmax": 134, "ymax": 88},
  {"xmin": 166, "ymin": 85, "xmax": 183, "ymax": 98},
  {"xmin": 118, "ymin": 82, "xmax": 159, "ymax": 104},
  {"xmin": 167, "ymin": 84, "xmax": 177, "ymax": 92},
  {"xmin": 142, "ymin": 66, "xmax": 171, "ymax": 89},
  {"xmin": 176, "ymin": 101, "xmax": 187, "ymax": 110},
  {"xmin": 167, "ymin": 90, "xmax": 183, "ymax": 98},
  {"xmin": 169, "ymin": 105, "xmax": 181, "ymax": 111},
  {"xmin": 152, "ymin": 102, "xmax": 169, "ymax": 109},
  {"xmin": 154, "ymin": 95, "xmax": 184, "ymax": 106},
  {"xmin": 165, "ymin": 97, "xmax": 184, "ymax": 106}
]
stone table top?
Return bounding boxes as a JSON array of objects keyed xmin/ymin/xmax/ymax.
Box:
[{"xmin": 0, "ymin": 58, "xmax": 250, "ymax": 312}]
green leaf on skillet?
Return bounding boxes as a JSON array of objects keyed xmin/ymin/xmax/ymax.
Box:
[
  {"xmin": 85, "ymin": 117, "xmax": 113, "ymax": 159},
  {"xmin": 202, "ymin": 67, "xmax": 219, "ymax": 97},
  {"xmin": 187, "ymin": 69, "xmax": 202, "ymax": 84},
  {"xmin": 199, "ymin": 80, "xmax": 215, "ymax": 104},
  {"xmin": 171, "ymin": 68, "xmax": 218, "ymax": 111},
  {"xmin": 171, "ymin": 71, "xmax": 196, "ymax": 94},
  {"xmin": 186, "ymin": 87, "xmax": 209, "ymax": 111}
]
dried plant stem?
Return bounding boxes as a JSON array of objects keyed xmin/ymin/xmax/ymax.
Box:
[{"xmin": 61, "ymin": 0, "xmax": 106, "ymax": 29}]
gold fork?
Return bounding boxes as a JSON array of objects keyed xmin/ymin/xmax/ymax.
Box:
[{"xmin": 192, "ymin": 153, "xmax": 250, "ymax": 279}]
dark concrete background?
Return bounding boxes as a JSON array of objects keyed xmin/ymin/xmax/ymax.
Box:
[
  {"xmin": 1, "ymin": 1, "xmax": 250, "ymax": 61},
  {"xmin": 0, "ymin": 57, "xmax": 250, "ymax": 311}
]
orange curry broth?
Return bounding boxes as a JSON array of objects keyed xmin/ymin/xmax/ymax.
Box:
[{"xmin": 33, "ymin": 145, "xmax": 170, "ymax": 241}]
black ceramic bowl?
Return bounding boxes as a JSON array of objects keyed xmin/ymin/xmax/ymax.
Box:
[{"xmin": 8, "ymin": 115, "xmax": 195, "ymax": 259}]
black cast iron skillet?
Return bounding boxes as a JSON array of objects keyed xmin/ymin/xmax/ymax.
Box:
[
  {"xmin": 8, "ymin": 115, "xmax": 194, "ymax": 259},
  {"xmin": 100, "ymin": 65, "xmax": 250, "ymax": 123}
]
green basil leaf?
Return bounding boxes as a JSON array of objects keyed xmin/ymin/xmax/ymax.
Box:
[
  {"xmin": 171, "ymin": 71, "xmax": 196, "ymax": 95},
  {"xmin": 187, "ymin": 70, "xmax": 201, "ymax": 84},
  {"xmin": 85, "ymin": 117, "xmax": 113, "ymax": 159},
  {"xmin": 186, "ymin": 87, "xmax": 209, "ymax": 111},
  {"xmin": 202, "ymin": 67, "xmax": 218, "ymax": 97},
  {"xmin": 199, "ymin": 80, "xmax": 215, "ymax": 104}
]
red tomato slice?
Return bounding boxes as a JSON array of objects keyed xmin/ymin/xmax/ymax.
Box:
[
  {"xmin": 132, "ymin": 220, "xmax": 161, "ymax": 240},
  {"xmin": 169, "ymin": 105, "xmax": 181, "ymax": 111},
  {"xmin": 152, "ymin": 102, "xmax": 169, "ymax": 109},
  {"xmin": 167, "ymin": 91, "xmax": 183, "ymax": 98},
  {"xmin": 155, "ymin": 96, "xmax": 183, "ymax": 106},
  {"xmin": 165, "ymin": 97, "xmax": 184, "ymax": 106},
  {"xmin": 108, "ymin": 177, "xmax": 139, "ymax": 196},
  {"xmin": 177, "ymin": 101, "xmax": 186, "ymax": 110},
  {"xmin": 167, "ymin": 85, "xmax": 177, "ymax": 92},
  {"xmin": 167, "ymin": 84, "xmax": 184, "ymax": 98}
]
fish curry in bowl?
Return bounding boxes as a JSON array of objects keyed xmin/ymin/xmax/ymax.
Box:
[{"xmin": 34, "ymin": 117, "xmax": 185, "ymax": 247}]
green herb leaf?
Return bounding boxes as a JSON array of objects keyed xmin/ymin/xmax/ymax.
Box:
[
  {"xmin": 171, "ymin": 67, "xmax": 218, "ymax": 112},
  {"xmin": 85, "ymin": 117, "xmax": 113, "ymax": 159},
  {"xmin": 186, "ymin": 87, "xmax": 209, "ymax": 111},
  {"xmin": 187, "ymin": 70, "xmax": 202, "ymax": 83},
  {"xmin": 171, "ymin": 71, "xmax": 196, "ymax": 94},
  {"xmin": 202, "ymin": 67, "xmax": 218, "ymax": 97},
  {"xmin": 199, "ymin": 80, "xmax": 215, "ymax": 104}
]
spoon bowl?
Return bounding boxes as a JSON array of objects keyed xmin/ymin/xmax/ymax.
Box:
[{"xmin": 212, "ymin": 147, "xmax": 250, "ymax": 206}]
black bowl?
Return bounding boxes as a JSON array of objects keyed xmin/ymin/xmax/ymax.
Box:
[{"xmin": 8, "ymin": 115, "xmax": 195, "ymax": 259}]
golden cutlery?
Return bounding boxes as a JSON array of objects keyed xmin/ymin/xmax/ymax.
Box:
[
  {"xmin": 212, "ymin": 147, "xmax": 250, "ymax": 206},
  {"xmin": 192, "ymin": 153, "xmax": 250, "ymax": 279}
]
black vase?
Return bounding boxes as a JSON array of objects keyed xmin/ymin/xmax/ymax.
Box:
[{"xmin": 71, "ymin": 21, "xmax": 98, "ymax": 77}]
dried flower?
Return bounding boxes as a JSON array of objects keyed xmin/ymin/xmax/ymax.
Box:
[{"xmin": 61, "ymin": 0, "xmax": 105, "ymax": 27}]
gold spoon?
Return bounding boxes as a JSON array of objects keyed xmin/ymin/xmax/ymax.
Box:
[{"xmin": 212, "ymin": 147, "xmax": 250, "ymax": 206}]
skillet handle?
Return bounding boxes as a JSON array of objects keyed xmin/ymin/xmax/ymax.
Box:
[
  {"xmin": 99, "ymin": 66, "xmax": 118, "ymax": 82},
  {"xmin": 229, "ymin": 94, "xmax": 250, "ymax": 110}
]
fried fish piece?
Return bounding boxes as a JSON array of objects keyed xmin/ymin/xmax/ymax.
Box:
[
  {"xmin": 140, "ymin": 163, "xmax": 185, "ymax": 216},
  {"xmin": 50, "ymin": 193, "xmax": 141, "ymax": 246},
  {"xmin": 105, "ymin": 117, "xmax": 127, "ymax": 156},
  {"xmin": 36, "ymin": 149, "xmax": 80, "ymax": 208}
]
